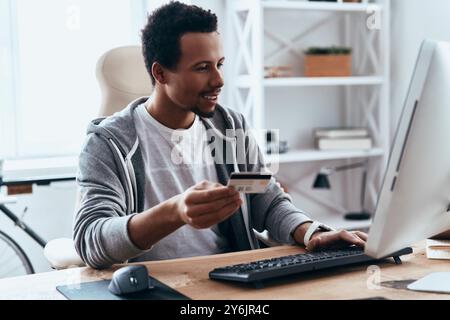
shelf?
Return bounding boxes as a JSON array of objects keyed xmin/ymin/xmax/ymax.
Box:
[
  {"xmin": 1, "ymin": 156, "xmax": 78, "ymax": 184},
  {"xmin": 266, "ymin": 76, "xmax": 384, "ymax": 87},
  {"xmin": 236, "ymin": 76, "xmax": 384, "ymax": 88},
  {"xmin": 262, "ymin": 1, "xmax": 382, "ymax": 12},
  {"xmin": 227, "ymin": 0, "xmax": 390, "ymax": 227},
  {"xmin": 265, "ymin": 148, "xmax": 385, "ymax": 164}
]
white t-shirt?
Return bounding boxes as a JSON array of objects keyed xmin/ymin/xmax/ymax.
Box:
[{"xmin": 132, "ymin": 102, "xmax": 229, "ymax": 261}]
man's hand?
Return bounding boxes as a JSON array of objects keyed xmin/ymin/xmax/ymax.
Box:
[
  {"xmin": 129, "ymin": 180, "xmax": 241, "ymax": 250},
  {"xmin": 306, "ymin": 230, "xmax": 367, "ymax": 251},
  {"xmin": 174, "ymin": 180, "xmax": 242, "ymax": 229},
  {"xmin": 293, "ymin": 223, "xmax": 368, "ymax": 251}
]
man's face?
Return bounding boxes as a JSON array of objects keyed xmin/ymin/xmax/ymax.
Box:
[{"xmin": 164, "ymin": 32, "xmax": 225, "ymax": 118}]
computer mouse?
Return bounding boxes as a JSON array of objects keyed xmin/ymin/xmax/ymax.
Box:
[{"xmin": 108, "ymin": 265, "xmax": 152, "ymax": 296}]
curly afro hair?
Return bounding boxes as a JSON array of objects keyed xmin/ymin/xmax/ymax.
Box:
[{"xmin": 141, "ymin": 1, "xmax": 218, "ymax": 85}]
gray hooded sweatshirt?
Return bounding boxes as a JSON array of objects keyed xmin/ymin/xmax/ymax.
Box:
[{"xmin": 73, "ymin": 97, "xmax": 312, "ymax": 269}]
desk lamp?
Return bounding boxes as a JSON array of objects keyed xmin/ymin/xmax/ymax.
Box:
[{"xmin": 313, "ymin": 160, "xmax": 371, "ymax": 221}]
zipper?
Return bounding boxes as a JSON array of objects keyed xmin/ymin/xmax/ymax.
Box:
[
  {"xmin": 126, "ymin": 139, "xmax": 140, "ymax": 213},
  {"xmin": 109, "ymin": 139, "xmax": 134, "ymax": 214}
]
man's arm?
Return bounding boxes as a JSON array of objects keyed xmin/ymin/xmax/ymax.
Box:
[
  {"xmin": 75, "ymin": 134, "xmax": 242, "ymax": 269},
  {"xmin": 127, "ymin": 198, "xmax": 184, "ymax": 250},
  {"xmin": 74, "ymin": 135, "xmax": 146, "ymax": 269},
  {"xmin": 129, "ymin": 181, "xmax": 241, "ymax": 250}
]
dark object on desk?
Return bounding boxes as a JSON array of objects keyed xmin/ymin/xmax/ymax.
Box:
[
  {"xmin": 209, "ymin": 247, "xmax": 413, "ymax": 288},
  {"xmin": 381, "ymin": 279, "xmax": 417, "ymax": 291},
  {"xmin": 108, "ymin": 265, "xmax": 151, "ymax": 295},
  {"xmin": 56, "ymin": 275, "xmax": 190, "ymax": 300}
]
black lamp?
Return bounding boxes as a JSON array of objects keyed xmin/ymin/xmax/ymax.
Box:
[{"xmin": 312, "ymin": 160, "xmax": 372, "ymax": 221}]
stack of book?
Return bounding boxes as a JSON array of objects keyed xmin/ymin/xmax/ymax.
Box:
[
  {"xmin": 426, "ymin": 239, "xmax": 450, "ymax": 260},
  {"xmin": 314, "ymin": 127, "xmax": 372, "ymax": 151}
]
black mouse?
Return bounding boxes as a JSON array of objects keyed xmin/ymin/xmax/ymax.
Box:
[{"xmin": 108, "ymin": 265, "xmax": 152, "ymax": 296}]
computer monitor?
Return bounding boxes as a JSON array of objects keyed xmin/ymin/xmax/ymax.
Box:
[{"xmin": 365, "ymin": 39, "xmax": 450, "ymax": 259}]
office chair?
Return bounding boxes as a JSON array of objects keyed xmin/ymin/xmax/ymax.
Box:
[
  {"xmin": 96, "ymin": 45, "xmax": 153, "ymax": 117},
  {"xmin": 44, "ymin": 46, "xmax": 153, "ymax": 269}
]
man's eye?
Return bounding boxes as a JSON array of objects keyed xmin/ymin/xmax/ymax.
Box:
[{"xmin": 196, "ymin": 63, "xmax": 224, "ymax": 72}]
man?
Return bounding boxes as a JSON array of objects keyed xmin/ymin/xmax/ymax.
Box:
[{"xmin": 74, "ymin": 1, "xmax": 367, "ymax": 269}]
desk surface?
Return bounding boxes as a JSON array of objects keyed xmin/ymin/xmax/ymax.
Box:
[{"xmin": 0, "ymin": 242, "xmax": 449, "ymax": 300}]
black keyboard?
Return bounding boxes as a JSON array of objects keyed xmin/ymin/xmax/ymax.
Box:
[{"xmin": 209, "ymin": 247, "xmax": 413, "ymax": 284}]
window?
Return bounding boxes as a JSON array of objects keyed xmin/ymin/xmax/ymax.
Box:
[
  {"xmin": 0, "ymin": 0, "xmax": 16, "ymax": 158},
  {"xmin": 0, "ymin": 0, "xmax": 148, "ymax": 159}
]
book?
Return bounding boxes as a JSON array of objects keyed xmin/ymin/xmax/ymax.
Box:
[
  {"xmin": 314, "ymin": 127, "xmax": 369, "ymax": 139},
  {"xmin": 426, "ymin": 239, "xmax": 450, "ymax": 260},
  {"xmin": 316, "ymin": 138, "xmax": 373, "ymax": 150}
]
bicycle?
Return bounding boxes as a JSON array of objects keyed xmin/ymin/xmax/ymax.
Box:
[{"xmin": 0, "ymin": 173, "xmax": 76, "ymax": 279}]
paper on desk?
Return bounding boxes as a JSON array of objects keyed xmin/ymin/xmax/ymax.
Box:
[{"xmin": 426, "ymin": 239, "xmax": 450, "ymax": 260}]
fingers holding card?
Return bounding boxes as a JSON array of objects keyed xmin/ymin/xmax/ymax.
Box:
[{"xmin": 227, "ymin": 172, "xmax": 272, "ymax": 194}]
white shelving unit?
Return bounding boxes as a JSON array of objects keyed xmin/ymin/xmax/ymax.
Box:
[
  {"xmin": 225, "ymin": 0, "xmax": 391, "ymax": 230},
  {"xmin": 265, "ymin": 148, "xmax": 384, "ymax": 164}
]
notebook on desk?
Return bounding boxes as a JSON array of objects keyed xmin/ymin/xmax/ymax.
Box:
[
  {"xmin": 426, "ymin": 239, "xmax": 450, "ymax": 260},
  {"xmin": 56, "ymin": 276, "xmax": 190, "ymax": 300}
]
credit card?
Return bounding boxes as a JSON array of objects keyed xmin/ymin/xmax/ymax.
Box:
[{"xmin": 227, "ymin": 172, "xmax": 272, "ymax": 194}]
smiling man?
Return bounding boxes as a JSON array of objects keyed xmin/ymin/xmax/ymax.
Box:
[{"xmin": 73, "ymin": 1, "xmax": 367, "ymax": 269}]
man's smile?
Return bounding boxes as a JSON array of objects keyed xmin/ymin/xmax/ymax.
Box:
[{"xmin": 200, "ymin": 89, "xmax": 221, "ymax": 104}]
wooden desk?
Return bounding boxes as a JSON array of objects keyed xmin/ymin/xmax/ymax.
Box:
[{"xmin": 0, "ymin": 242, "xmax": 449, "ymax": 300}]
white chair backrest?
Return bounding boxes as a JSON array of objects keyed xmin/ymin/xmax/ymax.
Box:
[{"xmin": 96, "ymin": 45, "xmax": 153, "ymax": 117}]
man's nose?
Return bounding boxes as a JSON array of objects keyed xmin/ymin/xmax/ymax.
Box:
[{"xmin": 210, "ymin": 67, "xmax": 224, "ymax": 88}]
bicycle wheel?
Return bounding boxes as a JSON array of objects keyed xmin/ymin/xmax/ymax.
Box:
[{"xmin": 0, "ymin": 230, "xmax": 34, "ymax": 279}]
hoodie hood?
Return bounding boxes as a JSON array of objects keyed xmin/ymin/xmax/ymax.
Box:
[{"xmin": 87, "ymin": 97, "xmax": 148, "ymax": 158}]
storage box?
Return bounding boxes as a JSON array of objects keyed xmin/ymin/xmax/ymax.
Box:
[{"xmin": 304, "ymin": 54, "xmax": 352, "ymax": 77}]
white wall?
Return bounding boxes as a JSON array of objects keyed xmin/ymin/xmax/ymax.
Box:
[{"xmin": 390, "ymin": 0, "xmax": 450, "ymax": 136}]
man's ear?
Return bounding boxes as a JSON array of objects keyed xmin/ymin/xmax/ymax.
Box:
[{"xmin": 151, "ymin": 62, "xmax": 167, "ymax": 85}]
